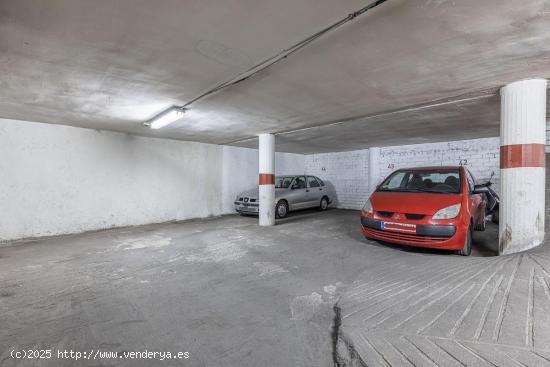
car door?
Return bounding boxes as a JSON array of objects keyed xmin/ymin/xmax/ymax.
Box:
[
  {"xmin": 466, "ymin": 169, "xmax": 485, "ymax": 226},
  {"xmin": 306, "ymin": 176, "xmax": 323, "ymax": 207},
  {"xmin": 287, "ymin": 176, "xmax": 309, "ymax": 210},
  {"xmin": 315, "ymin": 176, "xmax": 329, "ymax": 201}
]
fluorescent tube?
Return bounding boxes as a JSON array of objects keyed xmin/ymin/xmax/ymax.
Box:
[{"xmin": 149, "ymin": 107, "xmax": 185, "ymax": 129}]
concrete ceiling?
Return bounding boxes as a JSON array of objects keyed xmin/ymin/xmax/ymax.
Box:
[{"xmin": 1, "ymin": 0, "xmax": 550, "ymax": 153}]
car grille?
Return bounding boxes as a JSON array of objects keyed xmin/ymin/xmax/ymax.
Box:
[
  {"xmin": 238, "ymin": 197, "xmax": 257, "ymax": 203},
  {"xmin": 405, "ymin": 213, "xmax": 425, "ymax": 220},
  {"xmin": 365, "ymin": 227, "xmax": 448, "ymax": 243},
  {"xmin": 377, "ymin": 211, "xmax": 425, "ymax": 220}
]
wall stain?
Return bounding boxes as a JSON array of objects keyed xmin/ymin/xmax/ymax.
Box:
[{"xmin": 500, "ymin": 224, "xmax": 512, "ymax": 253}]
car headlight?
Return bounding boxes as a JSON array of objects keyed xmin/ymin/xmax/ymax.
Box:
[
  {"xmin": 362, "ymin": 199, "xmax": 373, "ymax": 214},
  {"xmin": 433, "ymin": 203, "xmax": 461, "ymax": 219}
]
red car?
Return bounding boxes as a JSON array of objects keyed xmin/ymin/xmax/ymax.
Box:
[{"xmin": 360, "ymin": 166, "xmax": 487, "ymax": 256}]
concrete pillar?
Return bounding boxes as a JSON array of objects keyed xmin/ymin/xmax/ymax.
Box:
[
  {"xmin": 499, "ymin": 79, "xmax": 547, "ymax": 254},
  {"xmin": 259, "ymin": 133, "xmax": 275, "ymax": 226},
  {"xmin": 368, "ymin": 147, "xmax": 380, "ymax": 196}
]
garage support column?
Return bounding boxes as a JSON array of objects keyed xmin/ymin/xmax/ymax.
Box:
[
  {"xmin": 499, "ymin": 79, "xmax": 547, "ymax": 255},
  {"xmin": 259, "ymin": 133, "xmax": 276, "ymax": 226},
  {"xmin": 368, "ymin": 147, "xmax": 380, "ymax": 196}
]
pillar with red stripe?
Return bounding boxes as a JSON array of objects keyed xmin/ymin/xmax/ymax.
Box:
[
  {"xmin": 259, "ymin": 133, "xmax": 275, "ymax": 226},
  {"xmin": 500, "ymin": 79, "xmax": 547, "ymax": 254}
]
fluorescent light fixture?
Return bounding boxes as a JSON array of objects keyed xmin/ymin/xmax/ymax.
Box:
[{"xmin": 145, "ymin": 106, "xmax": 186, "ymax": 129}]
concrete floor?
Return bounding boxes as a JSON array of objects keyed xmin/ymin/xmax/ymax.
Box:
[
  {"xmin": 0, "ymin": 209, "xmax": 380, "ymax": 367},
  {"xmin": 0, "ymin": 208, "xmax": 543, "ymax": 366},
  {"xmin": 335, "ymin": 159, "xmax": 550, "ymax": 366},
  {"xmin": 337, "ymin": 236, "xmax": 550, "ymax": 366}
]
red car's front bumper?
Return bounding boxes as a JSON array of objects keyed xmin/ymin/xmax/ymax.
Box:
[{"xmin": 360, "ymin": 211, "xmax": 467, "ymax": 250}]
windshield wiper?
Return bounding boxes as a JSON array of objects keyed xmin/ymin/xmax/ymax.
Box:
[
  {"xmin": 378, "ymin": 188, "xmax": 417, "ymax": 192},
  {"xmin": 407, "ymin": 188, "xmax": 457, "ymax": 194},
  {"xmin": 406, "ymin": 187, "xmax": 435, "ymax": 192},
  {"xmin": 380, "ymin": 188, "xmax": 455, "ymax": 194}
]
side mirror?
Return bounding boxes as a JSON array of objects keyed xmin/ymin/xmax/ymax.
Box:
[
  {"xmin": 472, "ymin": 184, "xmax": 489, "ymax": 195},
  {"xmin": 291, "ymin": 184, "xmax": 298, "ymax": 190}
]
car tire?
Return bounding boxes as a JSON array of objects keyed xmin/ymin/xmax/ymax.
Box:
[
  {"xmin": 275, "ymin": 200, "xmax": 288, "ymax": 219},
  {"xmin": 456, "ymin": 225, "xmax": 472, "ymax": 256},
  {"xmin": 319, "ymin": 197, "xmax": 329, "ymax": 211},
  {"xmin": 491, "ymin": 209, "xmax": 499, "ymax": 224}
]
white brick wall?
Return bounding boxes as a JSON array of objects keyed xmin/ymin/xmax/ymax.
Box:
[
  {"xmin": 379, "ymin": 137, "xmax": 500, "ymax": 192},
  {"xmin": 305, "ymin": 137, "xmax": 500, "ymax": 210},
  {"xmin": 304, "ymin": 150, "xmax": 369, "ymax": 209}
]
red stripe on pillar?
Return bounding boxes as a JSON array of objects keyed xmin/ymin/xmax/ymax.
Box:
[
  {"xmin": 259, "ymin": 173, "xmax": 275, "ymax": 185},
  {"xmin": 500, "ymin": 143, "xmax": 545, "ymax": 168}
]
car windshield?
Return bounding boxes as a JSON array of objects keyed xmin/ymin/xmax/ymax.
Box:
[
  {"xmin": 275, "ymin": 176, "xmax": 295, "ymax": 189},
  {"xmin": 377, "ymin": 169, "xmax": 461, "ymax": 194}
]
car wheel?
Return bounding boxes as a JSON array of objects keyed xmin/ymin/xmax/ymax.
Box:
[
  {"xmin": 275, "ymin": 200, "xmax": 288, "ymax": 219},
  {"xmin": 319, "ymin": 197, "xmax": 329, "ymax": 211},
  {"xmin": 491, "ymin": 209, "xmax": 499, "ymax": 224},
  {"xmin": 456, "ymin": 225, "xmax": 472, "ymax": 256}
]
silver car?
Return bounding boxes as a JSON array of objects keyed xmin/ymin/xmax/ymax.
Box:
[{"xmin": 234, "ymin": 175, "xmax": 336, "ymax": 218}]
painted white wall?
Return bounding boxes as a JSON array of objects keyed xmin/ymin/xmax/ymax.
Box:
[
  {"xmin": 0, "ymin": 119, "xmax": 306, "ymax": 241},
  {"xmin": 9, "ymin": 116, "xmax": 542, "ymax": 240},
  {"xmin": 221, "ymin": 146, "xmax": 305, "ymax": 213},
  {"xmin": 303, "ymin": 150, "xmax": 369, "ymax": 209},
  {"xmin": 0, "ymin": 119, "xmax": 226, "ymax": 241},
  {"xmin": 305, "ymin": 137, "xmax": 501, "ymax": 210}
]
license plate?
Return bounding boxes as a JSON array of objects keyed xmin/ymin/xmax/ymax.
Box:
[{"xmin": 381, "ymin": 221, "xmax": 417, "ymax": 233}]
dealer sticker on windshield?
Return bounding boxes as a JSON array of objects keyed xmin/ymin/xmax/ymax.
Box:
[{"xmin": 381, "ymin": 221, "xmax": 417, "ymax": 233}]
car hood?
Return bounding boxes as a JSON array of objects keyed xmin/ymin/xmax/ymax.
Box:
[
  {"xmin": 239, "ymin": 188, "xmax": 259, "ymax": 198},
  {"xmin": 370, "ymin": 191, "xmax": 462, "ymax": 215},
  {"xmin": 238, "ymin": 187, "xmax": 286, "ymax": 199}
]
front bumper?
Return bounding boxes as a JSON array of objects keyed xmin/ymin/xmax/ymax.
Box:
[
  {"xmin": 360, "ymin": 214, "xmax": 465, "ymax": 250},
  {"xmin": 234, "ymin": 201, "xmax": 259, "ymax": 214},
  {"xmin": 361, "ymin": 217, "xmax": 456, "ymax": 237}
]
